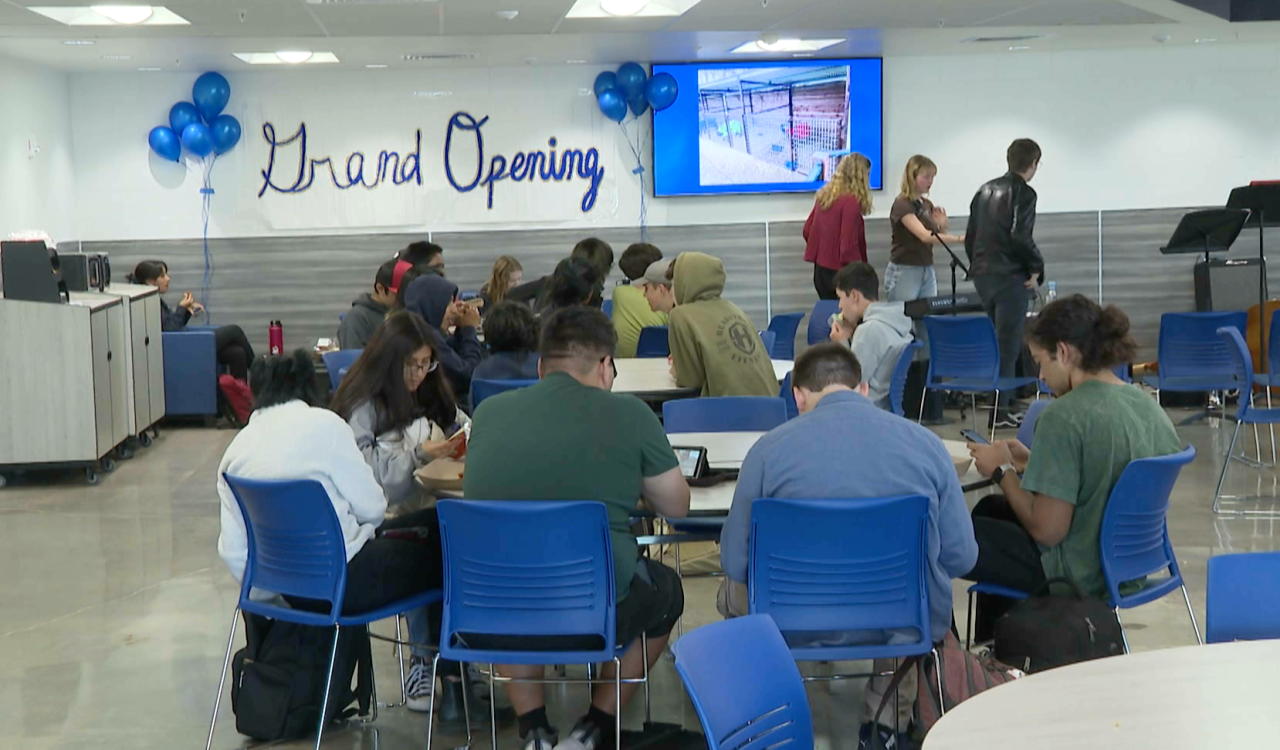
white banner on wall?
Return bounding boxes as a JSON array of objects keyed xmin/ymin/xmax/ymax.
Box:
[{"xmin": 247, "ymin": 70, "xmax": 627, "ymax": 230}]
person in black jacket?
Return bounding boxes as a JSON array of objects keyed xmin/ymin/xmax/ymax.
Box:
[
  {"xmin": 965, "ymin": 139, "xmax": 1046, "ymax": 428},
  {"xmin": 403, "ymin": 273, "xmax": 484, "ymax": 399},
  {"xmin": 129, "ymin": 260, "xmax": 255, "ymax": 381},
  {"xmin": 506, "ymin": 237, "xmax": 613, "ymax": 309}
]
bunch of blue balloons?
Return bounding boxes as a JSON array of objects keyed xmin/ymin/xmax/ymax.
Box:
[
  {"xmin": 147, "ymin": 72, "xmax": 241, "ymax": 162},
  {"xmin": 594, "ymin": 63, "xmax": 678, "ymax": 122}
]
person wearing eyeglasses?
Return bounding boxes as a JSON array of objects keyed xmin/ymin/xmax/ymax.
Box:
[{"xmin": 328, "ymin": 310, "xmax": 478, "ymax": 722}]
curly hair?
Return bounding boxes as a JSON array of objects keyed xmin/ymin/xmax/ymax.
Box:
[{"xmin": 816, "ymin": 152, "xmax": 873, "ymax": 215}]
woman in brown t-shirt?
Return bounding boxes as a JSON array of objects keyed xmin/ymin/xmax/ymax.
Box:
[{"xmin": 885, "ymin": 155, "xmax": 965, "ymax": 303}]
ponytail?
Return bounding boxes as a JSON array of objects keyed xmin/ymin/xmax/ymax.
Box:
[{"xmin": 1027, "ymin": 294, "xmax": 1137, "ymax": 372}]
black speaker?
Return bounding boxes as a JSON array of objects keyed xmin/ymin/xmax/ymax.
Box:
[
  {"xmin": 1195, "ymin": 257, "xmax": 1267, "ymax": 312},
  {"xmin": 59, "ymin": 253, "xmax": 108, "ymax": 292}
]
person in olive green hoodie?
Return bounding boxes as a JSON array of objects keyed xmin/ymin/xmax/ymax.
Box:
[{"xmin": 668, "ymin": 252, "xmax": 779, "ymax": 397}]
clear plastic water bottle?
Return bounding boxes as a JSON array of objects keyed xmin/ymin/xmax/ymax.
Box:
[{"xmin": 1046, "ymin": 281, "xmax": 1058, "ymax": 305}]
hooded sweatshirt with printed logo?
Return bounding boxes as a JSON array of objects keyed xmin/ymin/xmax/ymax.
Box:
[{"xmin": 668, "ymin": 252, "xmax": 778, "ymax": 398}]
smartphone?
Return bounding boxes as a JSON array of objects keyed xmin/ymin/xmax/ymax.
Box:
[{"xmin": 960, "ymin": 429, "xmax": 989, "ymax": 445}]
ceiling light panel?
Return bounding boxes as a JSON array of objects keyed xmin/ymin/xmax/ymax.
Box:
[
  {"xmin": 233, "ymin": 51, "xmax": 340, "ymax": 65},
  {"xmin": 26, "ymin": 5, "xmax": 189, "ymax": 25},
  {"xmin": 730, "ymin": 38, "xmax": 845, "ymax": 54},
  {"xmin": 566, "ymin": 0, "xmax": 702, "ymax": 19}
]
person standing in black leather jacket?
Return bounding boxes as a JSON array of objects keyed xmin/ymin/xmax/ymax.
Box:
[{"xmin": 965, "ymin": 139, "xmax": 1045, "ymax": 428}]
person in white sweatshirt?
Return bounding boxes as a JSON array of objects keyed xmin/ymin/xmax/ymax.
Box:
[
  {"xmin": 216, "ymin": 351, "xmax": 447, "ymax": 712},
  {"xmin": 829, "ymin": 262, "xmax": 915, "ymax": 411}
]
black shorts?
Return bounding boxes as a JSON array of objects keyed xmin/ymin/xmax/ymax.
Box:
[{"xmin": 458, "ymin": 558, "xmax": 685, "ymax": 653}]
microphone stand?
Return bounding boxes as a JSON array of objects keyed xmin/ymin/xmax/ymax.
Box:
[{"xmin": 932, "ymin": 230, "xmax": 970, "ymax": 316}]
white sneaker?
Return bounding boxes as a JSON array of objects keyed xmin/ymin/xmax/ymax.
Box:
[
  {"xmin": 524, "ymin": 727, "xmax": 559, "ymax": 750},
  {"xmin": 554, "ymin": 719, "xmax": 603, "ymax": 750},
  {"xmin": 404, "ymin": 658, "xmax": 434, "ymax": 712}
]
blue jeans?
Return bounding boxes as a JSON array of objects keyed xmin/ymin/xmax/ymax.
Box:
[{"xmin": 884, "ymin": 263, "xmax": 938, "ymax": 302}]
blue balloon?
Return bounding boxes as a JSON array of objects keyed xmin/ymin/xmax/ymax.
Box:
[
  {"xmin": 192, "ymin": 71, "xmax": 231, "ymax": 122},
  {"xmin": 210, "ymin": 114, "xmax": 241, "ymax": 154},
  {"xmin": 597, "ymin": 88, "xmax": 628, "ymax": 123},
  {"xmin": 148, "ymin": 126, "xmax": 181, "ymax": 162},
  {"xmin": 616, "ymin": 62, "xmax": 647, "ymax": 99},
  {"xmin": 593, "ymin": 71, "xmax": 618, "ymax": 98},
  {"xmin": 169, "ymin": 102, "xmax": 201, "ymax": 137},
  {"xmin": 628, "ymin": 92, "xmax": 648, "ymax": 117},
  {"xmin": 645, "ymin": 72, "xmax": 679, "ymax": 112},
  {"xmin": 181, "ymin": 122, "xmax": 215, "ymax": 158}
]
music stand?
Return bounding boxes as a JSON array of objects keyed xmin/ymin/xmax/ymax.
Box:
[{"xmin": 1159, "ymin": 208, "xmax": 1249, "ymax": 262}]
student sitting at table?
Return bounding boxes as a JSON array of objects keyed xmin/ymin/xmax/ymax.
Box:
[
  {"xmin": 472, "ymin": 301, "xmax": 540, "ymax": 382},
  {"xmin": 464, "ymin": 307, "xmax": 691, "ymax": 750},
  {"xmin": 965, "ymin": 295, "xmax": 1180, "ymax": 641},
  {"xmin": 718, "ymin": 343, "xmax": 978, "ymax": 750},
  {"xmin": 338, "ymin": 258, "xmax": 398, "ymax": 350},
  {"xmin": 638, "ymin": 258, "xmax": 677, "ymax": 315},
  {"xmin": 404, "ymin": 273, "xmax": 484, "ymax": 399},
  {"xmin": 397, "ymin": 240, "xmax": 447, "ymax": 277},
  {"xmin": 508, "ymin": 237, "xmax": 614, "ymax": 308},
  {"xmin": 612, "ymin": 243, "xmax": 669, "ymax": 358},
  {"xmin": 668, "ymin": 251, "xmax": 778, "ymax": 397},
  {"xmin": 216, "ymin": 349, "xmax": 463, "ymax": 721},
  {"xmin": 478, "ymin": 255, "xmax": 523, "ymax": 315},
  {"xmin": 828, "ymin": 262, "xmax": 915, "ymax": 411},
  {"xmin": 538, "ymin": 256, "xmax": 602, "ymax": 316}
]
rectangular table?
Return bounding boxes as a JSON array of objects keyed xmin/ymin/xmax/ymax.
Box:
[{"xmin": 612, "ymin": 358, "xmax": 794, "ymax": 398}]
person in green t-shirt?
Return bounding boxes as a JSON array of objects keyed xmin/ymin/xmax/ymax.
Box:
[
  {"xmin": 964, "ymin": 295, "xmax": 1181, "ymax": 640},
  {"xmin": 612, "ymin": 243, "xmax": 670, "ymax": 358},
  {"xmin": 463, "ymin": 306, "xmax": 691, "ymax": 750}
]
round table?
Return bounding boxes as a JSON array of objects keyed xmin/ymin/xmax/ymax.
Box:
[
  {"xmin": 611, "ymin": 358, "xmax": 794, "ymax": 399},
  {"xmin": 924, "ymin": 640, "xmax": 1280, "ymax": 749}
]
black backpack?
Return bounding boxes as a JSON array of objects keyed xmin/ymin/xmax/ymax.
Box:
[
  {"xmin": 230, "ymin": 612, "xmax": 374, "ymax": 741},
  {"xmin": 993, "ymin": 577, "xmax": 1125, "ymax": 673}
]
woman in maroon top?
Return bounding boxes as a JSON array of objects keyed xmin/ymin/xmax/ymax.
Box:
[{"xmin": 803, "ymin": 153, "xmax": 873, "ymax": 300}]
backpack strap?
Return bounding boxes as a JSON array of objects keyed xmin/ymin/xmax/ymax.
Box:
[{"xmin": 870, "ymin": 656, "xmax": 924, "ymax": 750}]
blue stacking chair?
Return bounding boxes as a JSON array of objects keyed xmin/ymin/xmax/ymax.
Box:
[
  {"xmin": 766, "ymin": 312, "xmax": 805, "ymax": 360},
  {"xmin": 1100, "ymin": 445, "xmax": 1201, "ymax": 651},
  {"xmin": 758, "ymin": 330, "xmax": 777, "ymax": 358},
  {"xmin": 1143, "ymin": 311, "xmax": 1247, "ymax": 424},
  {"xmin": 672, "ymin": 616, "xmax": 814, "ymax": 750},
  {"xmin": 321, "ymin": 349, "xmax": 362, "ymax": 392},
  {"xmin": 471, "ymin": 378, "xmax": 538, "ymax": 410},
  {"xmin": 602, "ymin": 299, "xmax": 613, "ymax": 319},
  {"xmin": 636, "ymin": 325, "xmax": 670, "ymax": 358},
  {"xmin": 1016, "ymin": 399, "xmax": 1050, "ymax": 450},
  {"xmin": 208, "ymin": 476, "xmax": 443, "ymax": 750},
  {"xmin": 806, "ymin": 300, "xmax": 840, "ymax": 346},
  {"xmin": 1206, "ymin": 552, "xmax": 1280, "ymax": 643},
  {"xmin": 431, "ymin": 500, "xmax": 646, "ymax": 750},
  {"xmin": 664, "ymin": 396, "xmax": 788, "ymax": 434},
  {"xmin": 920, "ymin": 315, "xmax": 1038, "ymax": 439},
  {"xmin": 779, "ymin": 371, "xmax": 799, "ymax": 421},
  {"xmin": 749, "ymin": 495, "xmax": 944, "ymax": 711},
  {"xmin": 889, "ymin": 340, "xmax": 923, "ymax": 418},
  {"xmin": 1213, "ymin": 327, "xmax": 1280, "ymax": 515},
  {"xmin": 963, "ymin": 583, "xmax": 1030, "ymax": 649}
]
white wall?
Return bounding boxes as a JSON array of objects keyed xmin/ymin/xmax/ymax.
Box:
[
  {"xmin": 66, "ymin": 40, "xmax": 1280, "ymax": 242},
  {"xmin": 0, "ymin": 58, "xmax": 76, "ymax": 242}
]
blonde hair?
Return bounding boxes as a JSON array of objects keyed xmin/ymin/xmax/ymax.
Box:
[
  {"xmin": 483, "ymin": 255, "xmax": 523, "ymax": 305},
  {"xmin": 816, "ymin": 153, "xmax": 873, "ymax": 215},
  {"xmin": 900, "ymin": 155, "xmax": 938, "ymax": 202}
]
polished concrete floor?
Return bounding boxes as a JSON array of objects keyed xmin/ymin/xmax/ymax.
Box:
[{"xmin": 2, "ymin": 406, "xmax": 1278, "ymax": 749}]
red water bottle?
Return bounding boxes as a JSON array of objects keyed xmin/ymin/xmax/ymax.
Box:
[{"xmin": 269, "ymin": 320, "xmax": 283, "ymax": 355}]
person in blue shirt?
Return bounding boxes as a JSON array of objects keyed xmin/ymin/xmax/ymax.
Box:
[{"xmin": 718, "ymin": 343, "xmax": 978, "ymax": 750}]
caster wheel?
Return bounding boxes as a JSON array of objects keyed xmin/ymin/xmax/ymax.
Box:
[
  {"xmin": 100, "ymin": 457, "xmax": 116, "ymax": 473},
  {"xmin": 138, "ymin": 432, "xmax": 153, "ymax": 448},
  {"xmin": 85, "ymin": 468, "xmax": 100, "ymax": 486},
  {"xmin": 115, "ymin": 445, "xmax": 135, "ymax": 461}
]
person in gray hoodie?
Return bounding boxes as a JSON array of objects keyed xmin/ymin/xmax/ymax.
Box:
[
  {"xmin": 829, "ymin": 262, "xmax": 915, "ymax": 411},
  {"xmin": 337, "ymin": 258, "xmax": 398, "ymax": 350}
]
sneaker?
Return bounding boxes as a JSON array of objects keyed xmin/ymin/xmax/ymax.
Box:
[
  {"xmin": 523, "ymin": 726, "xmax": 559, "ymax": 750},
  {"xmin": 554, "ymin": 718, "xmax": 604, "ymax": 750},
  {"xmin": 404, "ymin": 658, "xmax": 434, "ymax": 712},
  {"xmin": 857, "ymin": 722, "xmax": 919, "ymax": 750},
  {"xmin": 989, "ymin": 411, "xmax": 1020, "ymax": 430}
]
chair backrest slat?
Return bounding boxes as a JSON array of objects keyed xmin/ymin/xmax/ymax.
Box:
[
  {"xmin": 664, "ymin": 397, "xmax": 788, "ymax": 433},
  {"xmin": 922, "ymin": 316, "xmax": 1000, "ymax": 385},
  {"xmin": 1099, "ymin": 446, "xmax": 1196, "ymax": 599}
]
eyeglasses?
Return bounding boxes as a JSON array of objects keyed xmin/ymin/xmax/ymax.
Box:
[
  {"xmin": 405, "ymin": 359, "xmax": 438, "ymax": 376},
  {"xmin": 602, "ymin": 355, "xmax": 617, "ymax": 379}
]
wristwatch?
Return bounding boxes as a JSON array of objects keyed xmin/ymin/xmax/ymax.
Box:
[{"xmin": 991, "ymin": 463, "xmax": 1018, "ymax": 486}]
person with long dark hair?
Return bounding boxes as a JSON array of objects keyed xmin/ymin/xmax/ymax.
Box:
[
  {"xmin": 403, "ymin": 274, "xmax": 485, "ymax": 399},
  {"xmin": 328, "ymin": 312, "xmax": 477, "ymax": 721},
  {"xmin": 538, "ymin": 256, "xmax": 601, "ymax": 316},
  {"xmin": 963, "ymin": 296, "xmax": 1179, "ymax": 641},
  {"xmin": 129, "ymin": 259, "xmax": 256, "ymax": 382}
]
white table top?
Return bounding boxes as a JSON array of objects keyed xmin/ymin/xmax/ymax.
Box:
[
  {"xmin": 667, "ymin": 431, "xmax": 765, "ymax": 470},
  {"xmin": 924, "ymin": 640, "xmax": 1280, "ymax": 749},
  {"xmin": 612, "ymin": 358, "xmax": 794, "ymax": 396}
]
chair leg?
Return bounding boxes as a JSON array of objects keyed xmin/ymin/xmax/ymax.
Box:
[
  {"xmin": 614, "ymin": 656, "xmax": 623, "ymax": 750},
  {"xmin": 1181, "ymin": 584, "xmax": 1203, "ymax": 645},
  {"xmin": 1268, "ymin": 388, "xmax": 1277, "ymax": 466},
  {"xmin": 314, "ymin": 625, "xmax": 343, "ymax": 750},
  {"xmin": 931, "ymin": 648, "xmax": 946, "ymax": 715},
  {"xmin": 459, "ymin": 661, "xmax": 473, "ymax": 750},
  {"xmin": 205, "ymin": 607, "xmax": 241, "ymax": 750},
  {"xmin": 1214, "ymin": 421, "xmax": 1243, "ymax": 514},
  {"xmin": 489, "ymin": 663, "xmax": 498, "ymax": 750},
  {"xmin": 989, "ymin": 390, "xmax": 1001, "ymax": 442},
  {"xmin": 642, "ymin": 633, "xmax": 652, "ymax": 725},
  {"xmin": 425, "ymin": 653, "xmax": 440, "ymax": 750},
  {"xmin": 362, "ymin": 625, "xmax": 379, "ymax": 723},
  {"xmin": 1114, "ymin": 608, "xmax": 1130, "ymax": 655},
  {"xmin": 394, "ymin": 616, "xmax": 406, "ymax": 707},
  {"xmin": 964, "ymin": 590, "xmax": 974, "ymax": 650},
  {"xmin": 971, "ymin": 394, "xmax": 979, "ymax": 434},
  {"xmin": 917, "ymin": 387, "xmax": 928, "ymax": 425},
  {"xmin": 673, "ymin": 543, "xmax": 684, "ymax": 639}
]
